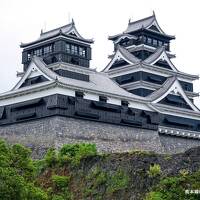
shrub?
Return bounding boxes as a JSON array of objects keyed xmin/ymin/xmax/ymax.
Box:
[
  {"xmin": 147, "ymin": 164, "xmax": 161, "ymax": 177},
  {"xmin": 11, "ymin": 144, "xmax": 35, "ymax": 180},
  {"xmin": 45, "ymin": 148, "xmax": 58, "ymax": 167},
  {"xmin": 33, "ymin": 159, "xmax": 46, "ymax": 175},
  {"xmin": 0, "ymin": 167, "xmax": 48, "ymax": 200},
  {"xmin": 59, "ymin": 143, "xmax": 97, "ymax": 166},
  {"xmin": 84, "ymin": 167, "xmax": 107, "ymax": 198},
  {"xmin": 86, "ymin": 167, "xmax": 107, "ymax": 189},
  {"xmin": 145, "ymin": 170, "xmax": 200, "ymax": 200},
  {"xmin": 52, "ymin": 175, "xmax": 70, "ymax": 190},
  {"xmin": 145, "ymin": 191, "xmax": 163, "ymax": 200},
  {"xmin": 107, "ymin": 169, "xmax": 129, "ymax": 194},
  {"xmin": 0, "ymin": 167, "xmax": 26, "ymax": 200},
  {"xmin": 0, "ymin": 140, "xmax": 11, "ymax": 167},
  {"xmin": 26, "ymin": 183, "xmax": 48, "ymax": 200},
  {"xmin": 52, "ymin": 195, "xmax": 65, "ymax": 200}
]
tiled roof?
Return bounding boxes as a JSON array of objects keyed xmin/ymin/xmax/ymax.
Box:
[
  {"xmin": 143, "ymin": 46, "xmax": 165, "ymax": 64},
  {"xmin": 118, "ymin": 45, "xmax": 141, "ymax": 64},
  {"xmin": 32, "ymin": 56, "xmax": 59, "ymax": 80},
  {"xmin": 147, "ymin": 76, "xmax": 200, "ymax": 112},
  {"xmin": 39, "ymin": 23, "xmax": 73, "ymax": 40},
  {"xmin": 102, "ymin": 45, "xmax": 140, "ymax": 72},
  {"xmin": 14, "ymin": 56, "xmax": 145, "ymax": 100},
  {"xmin": 147, "ymin": 76, "xmax": 176, "ymax": 101},
  {"xmin": 122, "ymin": 14, "xmax": 174, "ymax": 39},
  {"xmin": 143, "ymin": 46, "xmax": 179, "ymax": 72},
  {"xmin": 125, "ymin": 15, "xmax": 155, "ymax": 33},
  {"xmin": 108, "ymin": 33, "xmax": 137, "ymax": 41},
  {"xmin": 3, "ymin": 57, "xmax": 200, "ymax": 116},
  {"xmin": 21, "ymin": 21, "xmax": 93, "ymax": 47}
]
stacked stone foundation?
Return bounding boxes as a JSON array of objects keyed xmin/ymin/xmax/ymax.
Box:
[{"xmin": 0, "ymin": 116, "xmax": 200, "ymax": 158}]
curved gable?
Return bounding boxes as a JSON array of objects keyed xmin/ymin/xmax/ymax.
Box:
[{"xmin": 152, "ymin": 78, "xmax": 199, "ymax": 112}]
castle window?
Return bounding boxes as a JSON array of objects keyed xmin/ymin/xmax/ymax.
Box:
[
  {"xmin": 143, "ymin": 36, "xmax": 147, "ymax": 43},
  {"xmin": 99, "ymin": 96, "xmax": 107, "ymax": 103},
  {"xmin": 65, "ymin": 43, "xmax": 70, "ymax": 53},
  {"xmin": 158, "ymin": 41, "xmax": 163, "ymax": 47},
  {"xmin": 34, "ymin": 48, "xmax": 43, "ymax": 56},
  {"xmin": 44, "ymin": 45, "xmax": 53, "ymax": 55},
  {"xmin": 147, "ymin": 37, "xmax": 152, "ymax": 45},
  {"xmin": 71, "ymin": 45, "xmax": 78, "ymax": 55},
  {"xmin": 153, "ymin": 39, "xmax": 157, "ymax": 46},
  {"xmin": 79, "ymin": 47, "xmax": 86, "ymax": 57}
]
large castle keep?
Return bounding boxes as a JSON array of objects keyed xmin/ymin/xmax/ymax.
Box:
[{"xmin": 0, "ymin": 13, "xmax": 200, "ymax": 155}]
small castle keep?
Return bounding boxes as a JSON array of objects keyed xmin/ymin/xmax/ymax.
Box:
[{"xmin": 0, "ymin": 13, "xmax": 200, "ymax": 155}]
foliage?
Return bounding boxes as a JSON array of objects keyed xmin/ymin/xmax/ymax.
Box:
[
  {"xmin": 11, "ymin": 144, "xmax": 36, "ymax": 180},
  {"xmin": 145, "ymin": 170, "xmax": 200, "ymax": 200},
  {"xmin": 52, "ymin": 175, "xmax": 70, "ymax": 190},
  {"xmin": 25, "ymin": 183, "xmax": 48, "ymax": 200},
  {"xmin": 58, "ymin": 143, "xmax": 97, "ymax": 166},
  {"xmin": 0, "ymin": 139, "xmax": 48, "ymax": 200},
  {"xmin": 52, "ymin": 195, "xmax": 65, "ymax": 200},
  {"xmin": 44, "ymin": 148, "xmax": 58, "ymax": 167},
  {"xmin": 84, "ymin": 167, "xmax": 107, "ymax": 197},
  {"xmin": 145, "ymin": 191, "xmax": 163, "ymax": 200},
  {"xmin": 107, "ymin": 169, "xmax": 129, "ymax": 194},
  {"xmin": 0, "ymin": 167, "xmax": 27, "ymax": 200},
  {"xmin": 1, "ymin": 138, "xmax": 200, "ymax": 200},
  {"xmin": 147, "ymin": 164, "xmax": 161, "ymax": 177},
  {"xmin": 0, "ymin": 140, "xmax": 99, "ymax": 200},
  {"xmin": 84, "ymin": 167, "xmax": 129, "ymax": 198}
]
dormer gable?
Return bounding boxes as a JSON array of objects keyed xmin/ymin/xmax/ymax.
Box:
[
  {"xmin": 148, "ymin": 25, "xmax": 161, "ymax": 33},
  {"xmin": 150, "ymin": 77, "xmax": 199, "ymax": 112},
  {"xmin": 13, "ymin": 56, "xmax": 57, "ymax": 90},
  {"xmin": 144, "ymin": 47, "xmax": 178, "ymax": 72},
  {"xmin": 102, "ymin": 46, "xmax": 140, "ymax": 72}
]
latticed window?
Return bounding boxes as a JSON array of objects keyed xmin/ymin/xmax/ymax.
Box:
[
  {"xmin": 147, "ymin": 37, "xmax": 152, "ymax": 44},
  {"xmin": 44, "ymin": 45, "xmax": 53, "ymax": 55},
  {"xmin": 71, "ymin": 45, "xmax": 78, "ymax": 55},
  {"xmin": 143, "ymin": 36, "xmax": 147, "ymax": 43},
  {"xmin": 153, "ymin": 39, "xmax": 157, "ymax": 46},
  {"xmin": 65, "ymin": 43, "xmax": 70, "ymax": 53},
  {"xmin": 34, "ymin": 48, "xmax": 43, "ymax": 56},
  {"xmin": 158, "ymin": 41, "xmax": 163, "ymax": 47},
  {"xmin": 79, "ymin": 47, "xmax": 86, "ymax": 57}
]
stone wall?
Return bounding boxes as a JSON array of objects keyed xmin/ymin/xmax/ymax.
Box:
[
  {"xmin": 0, "ymin": 116, "xmax": 200, "ymax": 158},
  {"xmin": 159, "ymin": 134, "xmax": 200, "ymax": 154}
]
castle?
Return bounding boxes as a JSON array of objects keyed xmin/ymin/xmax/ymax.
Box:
[{"xmin": 0, "ymin": 13, "xmax": 200, "ymax": 156}]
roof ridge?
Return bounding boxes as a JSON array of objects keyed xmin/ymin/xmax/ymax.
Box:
[
  {"xmin": 41, "ymin": 23, "xmax": 73, "ymax": 36},
  {"xmin": 129, "ymin": 14, "xmax": 154, "ymax": 25},
  {"xmin": 118, "ymin": 45, "xmax": 141, "ymax": 63},
  {"xmin": 143, "ymin": 46, "xmax": 164, "ymax": 64},
  {"xmin": 32, "ymin": 56, "xmax": 59, "ymax": 80},
  {"xmin": 147, "ymin": 76, "xmax": 176, "ymax": 101}
]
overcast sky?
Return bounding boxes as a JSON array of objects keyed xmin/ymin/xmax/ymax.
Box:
[{"xmin": 0, "ymin": 0, "xmax": 200, "ymax": 104}]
